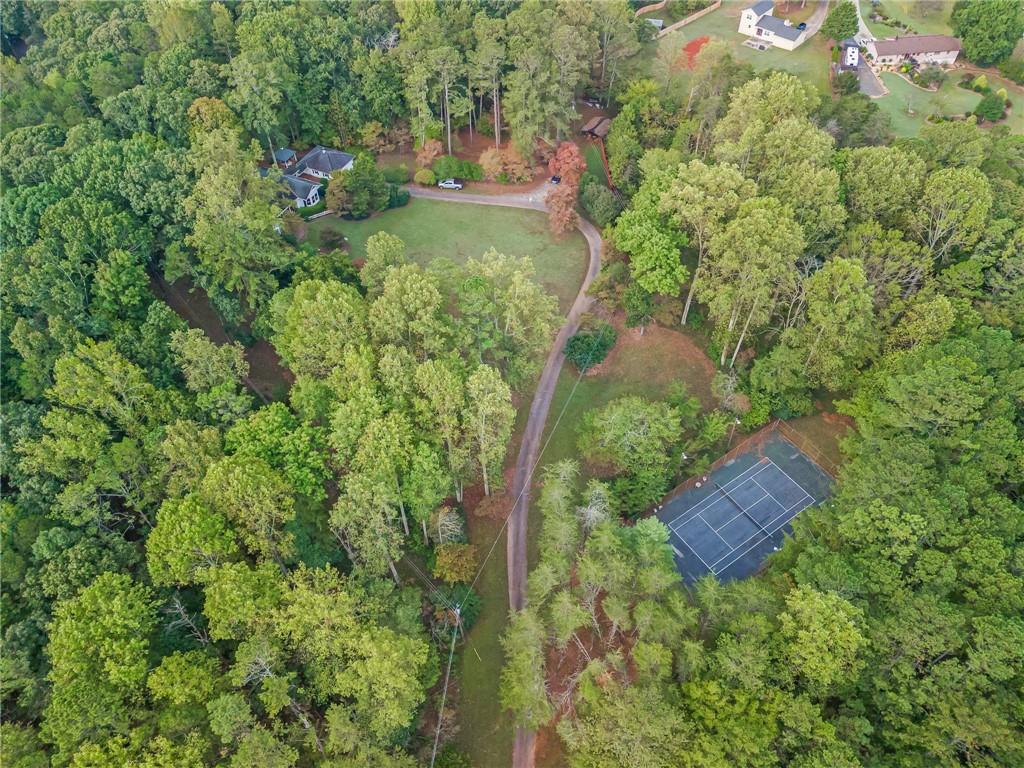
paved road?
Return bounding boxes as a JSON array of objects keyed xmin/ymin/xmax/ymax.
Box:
[
  {"xmin": 407, "ymin": 185, "xmax": 603, "ymax": 768},
  {"xmin": 802, "ymin": 0, "xmax": 830, "ymax": 38}
]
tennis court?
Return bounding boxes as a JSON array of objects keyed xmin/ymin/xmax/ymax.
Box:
[{"xmin": 657, "ymin": 432, "xmax": 833, "ymax": 582}]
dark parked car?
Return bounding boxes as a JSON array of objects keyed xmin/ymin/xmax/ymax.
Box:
[
  {"xmin": 549, "ymin": 175, "xmax": 561, "ymax": 184},
  {"xmin": 797, "ymin": 22, "xmax": 807, "ymax": 30}
]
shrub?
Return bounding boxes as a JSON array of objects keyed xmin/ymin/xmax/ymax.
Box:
[
  {"xmin": 564, "ymin": 323, "xmax": 617, "ymax": 372},
  {"xmin": 382, "ymin": 164, "xmax": 410, "ymax": 184},
  {"xmin": 835, "ymin": 70, "xmax": 859, "ymax": 95},
  {"xmin": 433, "ymin": 155, "xmax": 483, "ymax": 181},
  {"xmin": 432, "ymin": 543, "xmax": 478, "ymax": 584},
  {"xmin": 998, "ymin": 56, "xmax": 1024, "ymax": 85},
  {"xmin": 298, "ymin": 195, "xmax": 327, "ymax": 219},
  {"xmin": 580, "ymin": 183, "xmax": 622, "ymax": 227},
  {"xmin": 740, "ymin": 391, "xmax": 772, "ymax": 431},
  {"xmin": 972, "ymin": 73, "xmax": 989, "ymax": 92},
  {"xmin": 974, "ymin": 92, "xmax": 1007, "ymax": 122},
  {"xmin": 916, "ymin": 66, "xmax": 946, "ymax": 89},
  {"xmin": 386, "ymin": 183, "xmax": 410, "ymax": 209},
  {"xmin": 413, "ymin": 168, "xmax": 436, "ymax": 186}
]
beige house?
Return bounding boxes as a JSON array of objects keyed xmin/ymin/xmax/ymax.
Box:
[
  {"xmin": 738, "ymin": 0, "xmax": 808, "ymax": 51},
  {"xmin": 867, "ymin": 35, "xmax": 961, "ymax": 66}
]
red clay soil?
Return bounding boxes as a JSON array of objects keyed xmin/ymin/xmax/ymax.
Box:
[{"xmin": 680, "ymin": 35, "xmax": 711, "ymax": 70}]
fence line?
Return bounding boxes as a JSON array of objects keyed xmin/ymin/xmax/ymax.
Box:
[
  {"xmin": 635, "ymin": 0, "xmax": 668, "ymax": 16},
  {"xmin": 773, "ymin": 419, "xmax": 840, "ymax": 478},
  {"xmin": 656, "ymin": 0, "xmax": 722, "ymax": 38}
]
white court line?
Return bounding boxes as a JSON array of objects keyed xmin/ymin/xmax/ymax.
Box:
[
  {"xmin": 665, "ymin": 460, "xmax": 772, "ymax": 531},
  {"xmin": 709, "ymin": 492, "xmax": 768, "ymax": 533},
  {"xmin": 669, "ymin": 524, "xmax": 716, "ymax": 572},
  {"xmin": 767, "ymin": 460, "xmax": 823, "ymax": 506},
  {"xmin": 707, "ymin": 493, "xmax": 788, "ymax": 571},
  {"xmin": 710, "ymin": 492, "xmax": 816, "ymax": 575}
]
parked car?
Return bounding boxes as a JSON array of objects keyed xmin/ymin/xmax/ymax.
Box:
[
  {"xmin": 549, "ymin": 175, "xmax": 562, "ymax": 185},
  {"xmin": 437, "ymin": 178, "xmax": 463, "ymax": 190},
  {"xmin": 797, "ymin": 22, "xmax": 807, "ymax": 30}
]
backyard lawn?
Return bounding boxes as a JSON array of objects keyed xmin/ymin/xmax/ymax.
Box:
[
  {"xmin": 860, "ymin": 0, "xmax": 954, "ymax": 38},
  {"xmin": 305, "ymin": 198, "xmax": 587, "ymax": 314},
  {"xmin": 876, "ymin": 72, "xmax": 982, "ymax": 135},
  {"xmin": 640, "ymin": 1, "xmax": 832, "ymax": 97}
]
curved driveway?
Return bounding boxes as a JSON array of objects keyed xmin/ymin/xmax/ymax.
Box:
[{"xmin": 407, "ymin": 185, "xmax": 603, "ymax": 768}]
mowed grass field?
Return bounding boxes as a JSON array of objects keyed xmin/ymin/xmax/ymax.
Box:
[
  {"xmin": 860, "ymin": 0, "xmax": 954, "ymax": 37},
  {"xmin": 305, "ymin": 198, "xmax": 588, "ymax": 314}
]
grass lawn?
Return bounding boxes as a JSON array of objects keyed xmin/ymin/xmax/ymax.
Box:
[
  {"xmin": 305, "ymin": 198, "xmax": 587, "ymax": 314},
  {"xmin": 583, "ymin": 142, "xmax": 607, "ymax": 185},
  {"xmin": 876, "ymin": 72, "xmax": 982, "ymax": 135},
  {"xmin": 640, "ymin": 1, "xmax": 832, "ymax": 98},
  {"xmin": 862, "ymin": 0, "xmax": 954, "ymax": 37}
]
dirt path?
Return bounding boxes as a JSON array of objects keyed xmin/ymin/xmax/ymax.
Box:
[{"xmin": 407, "ymin": 185, "xmax": 602, "ymax": 768}]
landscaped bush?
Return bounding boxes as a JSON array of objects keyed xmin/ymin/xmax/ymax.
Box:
[
  {"xmin": 915, "ymin": 66, "xmax": 947, "ymax": 89},
  {"xmin": 298, "ymin": 194, "xmax": 327, "ymax": 219},
  {"xmin": 413, "ymin": 168, "xmax": 436, "ymax": 186},
  {"xmin": 386, "ymin": 183, "xmax": 410, "ymax": 209},
  {"xmin": 974, "ymin": 92, "xmax": 1007, "ymax": 122},
  {"xmin": 382, "ymin": 164, "xmax": 410, "ymax": 184},
  {"xmin": 564, "ymin": 322, "xmax": 617, "ymax": 372},
  {"xmin": 998, "ymin": 56, "xmax": 1024, "ymax": 85},
  {"xmin": 432, "ymin": 155, "xmax": 484, "ymax": 181}
]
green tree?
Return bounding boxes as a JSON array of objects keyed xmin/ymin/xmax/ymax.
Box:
[
  {"xmin": 951, "ymin": 0, "xmax": 1024, "ymax": 65},
  {"xmin": 703, "ymin": 197, "xmax": 804, "ymax": 367},
  {"xmin": 42, "ymin": 574, "xmax": 156, "ymax": 758},
  {"xmin": 360, "ymin": 232, "xmax": 408, "ymax": 296},
  {"xmin": 463, "ymin": 365, "xmax": 514, "ymax": 497},
  {"xmin": 779, "ymin": 586, "xmax": 865, "ymax": 693},
  {"xmin": 913, "ymin": 166, "xmax": 993, "ymax": 262},
  {"xmin": 820, "ymin": 1, "xmax": 858, "ymax": 42}
]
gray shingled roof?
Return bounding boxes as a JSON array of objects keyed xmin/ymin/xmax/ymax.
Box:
[
  {"xmin": 757, "ymin": 14, "xmax": 803, "ymax": 42},
  {"xmin": 748, "ymin": 0, "xmax": 774, "ymax": 16},
  {"xmin": 294, "ymin": 146, "xmax": 355, "ymax": 176},
  {"xmin": 284, "ymin": 175, "xmax": 319, "ymax": 200},
  {"xmin": 274, "ymin": 147, "xmax": 297, "ymax": 163}
]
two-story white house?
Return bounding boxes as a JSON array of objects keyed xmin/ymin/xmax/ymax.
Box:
[{"xmin": 737, "ymin": 0, "xmax": 808, "ymax": 51}]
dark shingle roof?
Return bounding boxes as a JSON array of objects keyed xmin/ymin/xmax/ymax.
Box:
[
  {"xmin": 873, "ymin": 35, "xmax": 961, "ymax": 57},
  {"xmin": 756, "ymin": 14, "xmax": 803, "ymax": 42},
  {"xmin": 274, "ymin": 147, "xmax": 297, "ymax": 163},
  {"xmin": 294, "ymin": 146, "xmax": 355, "ymax": 175},
  {"xmin": 748, "ymin": 0, "xmax": 774, "ymax": 16},
  {"xmin": 284, "ymin": 175, "xmax": 319, "ymax": 200}
]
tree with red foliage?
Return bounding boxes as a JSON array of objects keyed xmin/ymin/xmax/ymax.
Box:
[
  {"xmin": 546, "ymin": 183, "xmax": 579, "ymax": 235},
  {"xmin": 548, "ymin": 141, "xmax": 587, "ymax": 186}
]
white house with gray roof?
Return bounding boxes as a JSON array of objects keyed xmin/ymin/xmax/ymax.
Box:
[
  {"xmin": 275, "ymin": 145, "xmax": 355, "ymax": 209},
  {"xmin": 738, "ymin": 0, "xmax": 808, "ymax": 51}
]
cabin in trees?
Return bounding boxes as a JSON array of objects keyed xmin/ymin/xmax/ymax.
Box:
[
  {"xmin": 277, "ymin": 145, "xmax": 355, "ymax": 209},
  {"xmin": 737, "ymin": 0, "xmax": 808, "ymax": 51},
  {"xmin": 866, "ymin": 35, "xmax": 961, "ymax": 66}
]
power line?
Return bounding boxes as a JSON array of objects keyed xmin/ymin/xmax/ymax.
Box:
[
  {"xmin": 429, "ymin": 607, "xmax": 460, "ymax": 768},
  {"xmin": 465, "ymin": 323, "xmax": 610, "ymax": 598}
]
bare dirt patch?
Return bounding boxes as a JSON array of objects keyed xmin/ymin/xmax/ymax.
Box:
[{"xmin": 679, "ymin": 35, "xmax": 711, "ymax": 69}]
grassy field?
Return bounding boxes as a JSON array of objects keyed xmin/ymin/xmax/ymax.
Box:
[
  {"xmin": 637, "ymin": 1, "xmax": 832, "ymax": 97},
  {"xmin": 861, "ymin": 0, "xmax": 954, "ymax": 37},
  {"xmin": 876, "ymin": 72, "xmax": 982, "ymax": 135},
  {"xmin": 583, "ymin": 142, "xmax": 607, "ymax": 185},
  {"xmin": 305, "ymin": 199, "xmax": 587, "ymax": 314}
]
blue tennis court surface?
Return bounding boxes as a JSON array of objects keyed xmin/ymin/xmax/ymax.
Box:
[{"xmin": 656, "ymin": 432, "xmax": 833, "ymax": 583}]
